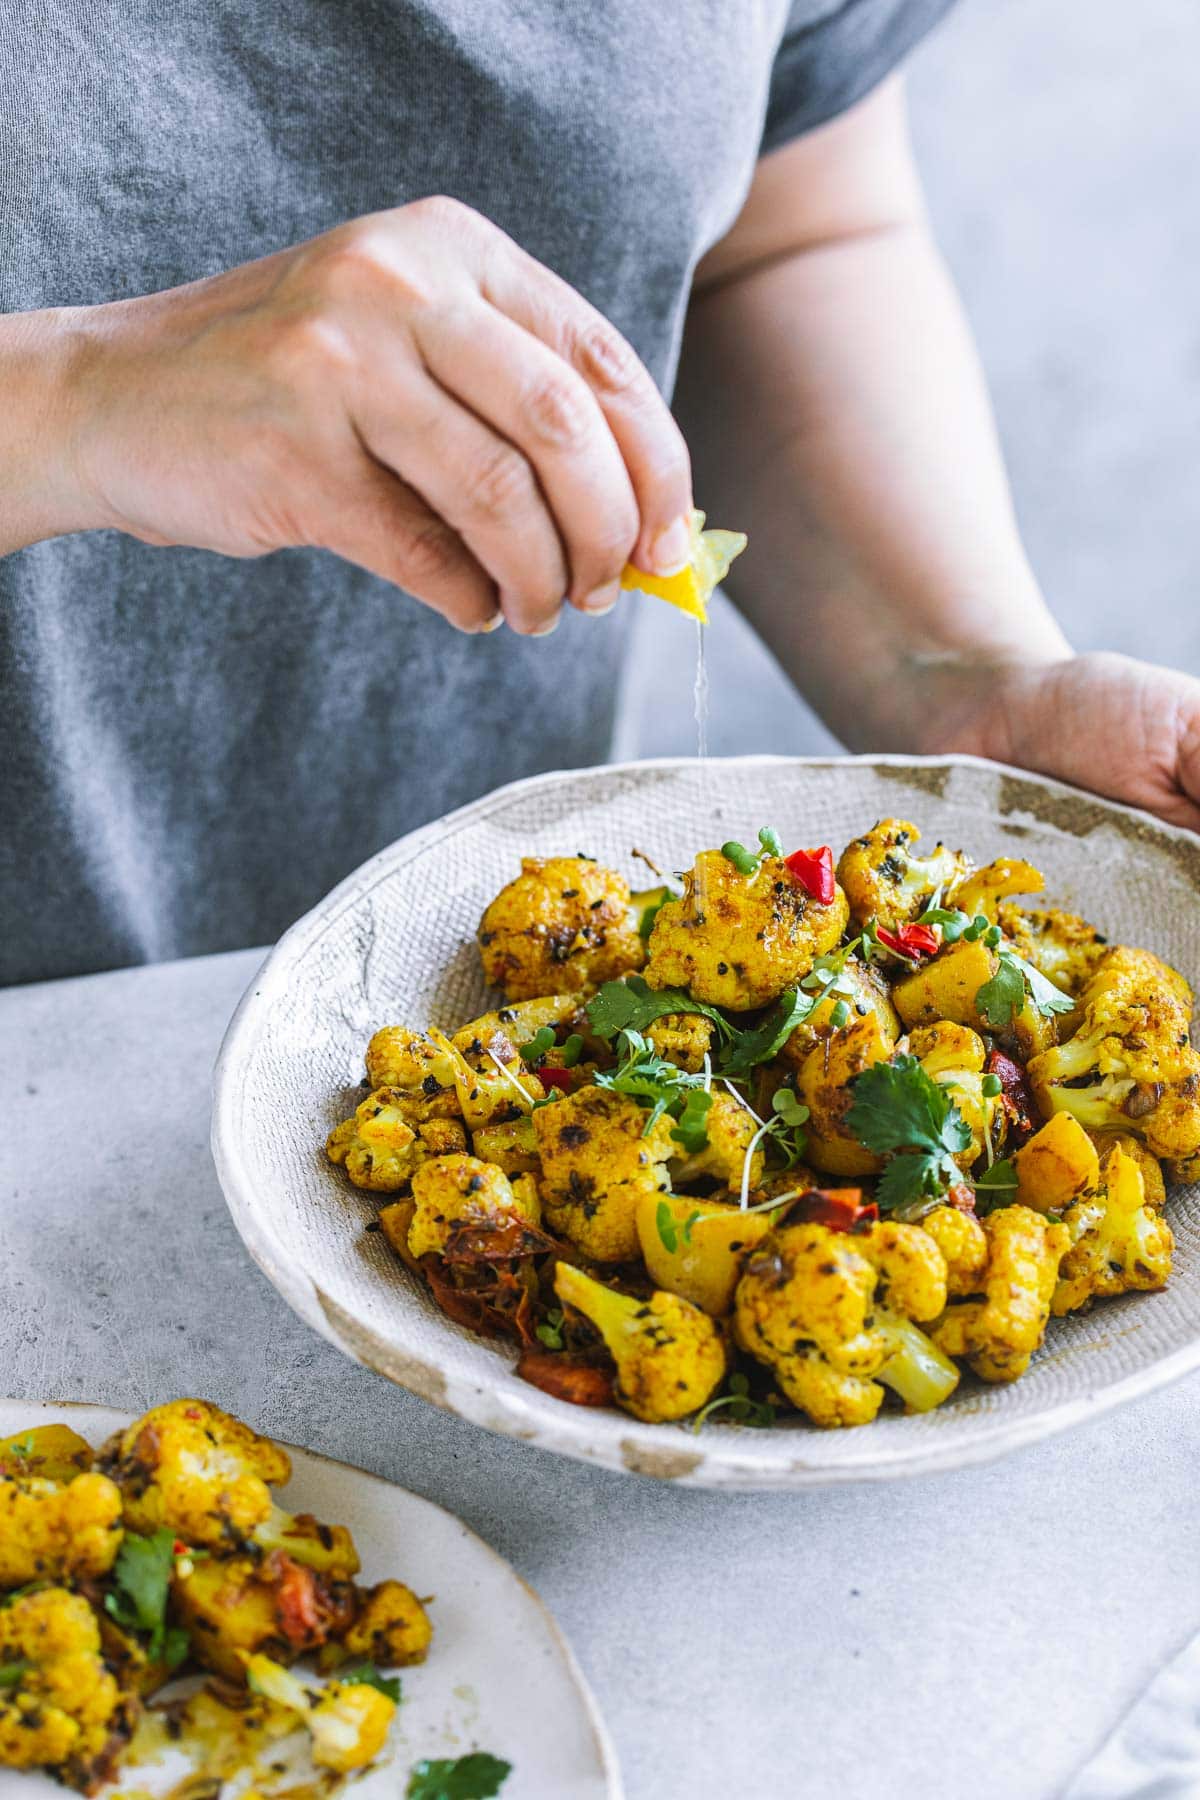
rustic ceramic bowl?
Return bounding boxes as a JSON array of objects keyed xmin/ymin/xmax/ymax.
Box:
[
  {"xmin": 0, "ymin": 1399, "xmax": 620, "ymax": 1799},
  {"xmin": 212, "ymin": 754, "xmax": 1200, "ymax": 1488}
]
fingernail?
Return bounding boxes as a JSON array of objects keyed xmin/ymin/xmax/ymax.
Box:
[
  {"xmin": 648, "ymin": 516, "xmax": 692, "ymax": 576},
  {"xmin": 581, "ymin": 581, "xmax": 620, "ymax": 616},
  {"xmin": 530, "ymin": 612, "xmax": 562, "ymax": 638},
  {"xmin": 480, "ymin": 612, "xmax": 505, "ymax": 633}
]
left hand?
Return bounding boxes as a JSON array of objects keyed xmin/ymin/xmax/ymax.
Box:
[{"xmin": 931, "ymin": 652, "xmax": 1200, "ymax": 834}]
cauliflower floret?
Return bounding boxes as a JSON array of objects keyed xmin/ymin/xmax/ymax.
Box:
[
  {"xmin": 362, "ymin": 1027, "xmax": 462, "ymax": 1120},
  {"xmin": 101, "ymin": 1399, "xmax": 291, "ymax": 1550},
  {"xmin": 778, "ymin": 956, "xmax": 900, "ymax": 1070},
  {"xmin": 1052, "ymin": 1144, "xmax": 1174, "ymax": 1315},
  {"xmin": 797, "ymin": 1014, "xmax": 893, "ymax": 1176},
  {"xmin": 644, "ymin": 849, "xmax": 849, "ymax": 1011},
  {"xmin": 669, "ymin": 1089, "xmax": 763, "ymax": 1189},
  {"xmin": 1085, "ymin": 1131, "xmax": 1167, "ymax": 1208},
  {"xmin": 911, "ymin": 1021, "xmax": 1004, "ymax": 1165},
  {"xmin": 436, "ymin": 1026, "xmax": 547, "ymax": 1130},
  {"xmin": 836, "ymin": 819, "xmax": 971, "ymax": 933},
  {"xmin": 245, "ymin": 1655, "xmax": 395, "ymax": 1773},
  {"xmin": 949, "ymin": 857, "xmax": 1045, "ymax": 922},
  {"xmin": 920, "ymin": 1204, "xmax": 989, "ymax": 1297},
  {"xmin": 1027, "ymin": 946, "xmax": 1200, "ymax": 1161},
  {"xmin": 734, "ymin": 1218, "xmax": 957, "ymax": 1427},
  {"xmin": 553, "ymin": 1263, "xmax": 727, "ymax": 1422},
  {"xmin": 996, "ymin": 904, "xmax": 1108, "ymax": 998},
  {"xmin": 0, "ymin": 1588, "xmax": 135, "ymax": 1791},
  {"xmin": 645, "ymin": 1011, "xmax": 715, "ymax": 1072},
  {"xmin": 931, "ymin": 1205, "xmax": 1069, "ymax": 1382},
  {"xmin": 533, "ymin": 1087, "xmax": 675, "ymax": 1262},
  {"xmin": 470, "ymin": 1114, "xmax": 540, "ymax": 1175},
  {"xmin": 326, "ymin": 1094, "xmax": 468, "ymax": 1192},
  {"xmin": 477, "ymin": 856, "xmax": 645, "ymax": 1001},
  {"xmin": 0, "ymin": 1466, "xmax": 123, "ymax": 1589},
  {"xmin": 407, "ymin": 1154, "xmax": 539, "ymax": 1261},
  {"xmin": 331, "ymin": 1581, "xmax": 432, "ymax": 1670}
]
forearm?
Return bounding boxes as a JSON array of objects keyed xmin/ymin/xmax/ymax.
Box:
[
  {"xmin": 0, "ymin": 308, "xmax": 100, "ymax": 555},
  {"xmin": 675, "ymin": 219, "xmax": 1070, "ymax": 751}
]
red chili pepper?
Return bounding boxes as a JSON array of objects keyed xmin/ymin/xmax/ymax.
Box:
[
  {"xmin": 984, "ymin": 1049, "xmax": 1038, "ymax": 1146},
  {"xmin": 784, "ymin": 845, "xmax": 835, "ymax": 906},
  {"xmin": 782, "ymin": 1188, "xmax": 876, "ymax": 1232},
  {"xmin": 875, "ymin": 922, "xmax": 940, "ymax": 960},
  {"xmin": 539, "ymin": 1067, "xmax": 574, "ymax": 1092},
  {"xmin": 172, "ymin": 1538, "xmax": 189, "ymax": 1557},
  {"xmin": 947, "ymin": 1182, "xmax": 978, "ymax": 1216}
]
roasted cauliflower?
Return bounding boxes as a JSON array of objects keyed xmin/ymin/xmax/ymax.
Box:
[
  {"xmin": 1052, "ymin": 1143, "xmax": 1174, "ymax": 1314},
  {"xmin": 533, "ymin": 1086, "xmax": 675, "ymax": 1262},
  {"xmin": 478, "ymin": 855, "xmax": 645, "ymax": 1000},
  {"xmin": 245, "ymin": 1654, "xmax": 396, "ymax": 1773},
  {"xmin": 668, "ymin": 1089, "xmax": 764, "ymax": 1188},
  {"xmin": 734, "ymin": 1217, "xmax": 957, "ymax": 1427},
  {"xmin": 644, "ymin": 847, "xmax": 849, "ymax": 1011},
  {"xmin": 329, "ymin": 1580, "xmax": 432, "ymax": 1670},
  {"xmin": 362, "ymin": 1026, "xmax": 462, "ymax": 1119},
  {"xmin": 554, "ymin": 1262, "xmax": 727, "ymax": 1422},
  {"xmin": 0, "ymin": 1464, "xmax": 123, "ymax": 1589},
  {"xmin": 407, "ymin": 1153, "xmax": 541, "ymax": 1261},
  {"xmin": 796, "ymin": 1014, "xmax": 893, "ymax": 1176},
  {"xmin": 1027, "ymin": 947, "xmax": 1200, "ymax": 1161},
  {"xmin": 326, "ymin": 1094, "xmax": 468, "ymax": 1192},
  {"xmin": 836, "ymin": 819, "xmax": 970, "ymax": 933},
  {"xmin": 645, "ymin": 1010, "xmax": 715, "ymax": 1072},
  {"xmin": 996, "ymin": 903, "xmax": 1109, "ymax": 998},
  {"xmin": 931, "ymin": 1205, "xmax": 1069, "ymax": 1381},
  {"xmin": 0, "ymin": 1588, "xmax": 135, "ymax": 1792}
]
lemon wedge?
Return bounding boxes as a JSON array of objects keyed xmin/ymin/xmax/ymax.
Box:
[{"xmin": 619, "ymin": 509, "xmax": 747, "ymax": 623}]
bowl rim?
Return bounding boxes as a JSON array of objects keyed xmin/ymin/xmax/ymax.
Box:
[{"xmin": 212, "ymin": 750, "xmax": 1200, "ymax": 1488}]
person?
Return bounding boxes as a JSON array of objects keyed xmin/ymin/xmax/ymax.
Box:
[{"xmin": 4, "ymin": 2, "xmax": 1198, "ymax": 988}]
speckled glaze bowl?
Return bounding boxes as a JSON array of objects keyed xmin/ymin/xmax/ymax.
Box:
[{"xmin": 212, "ymin": 754, "xmax": 1200, "ymax": 1488}]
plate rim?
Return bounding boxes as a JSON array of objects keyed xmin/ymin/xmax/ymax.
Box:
[
  {"xmin": 211, "ymin": 750, "xmax": 1200, "ymax": 1489},
  {"xmin": 0, "ymin": 1397, "xmax": 624, "ymax": 1800}
]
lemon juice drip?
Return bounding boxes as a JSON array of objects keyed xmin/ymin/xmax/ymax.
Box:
[{"xmin": 693, "ymin": 621, "xmax": 709, "ymax": 761}]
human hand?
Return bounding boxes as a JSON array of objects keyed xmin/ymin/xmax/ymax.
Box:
[
  {"xmin": 47, "ymin": 198, "xmax": 694, "ymax": 634},
  {"xmin": 927, "ymin": 651, "xmax": 1200, "ymax": 834}
]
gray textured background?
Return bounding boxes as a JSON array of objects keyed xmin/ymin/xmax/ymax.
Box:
[{"xmin": 620, "ymin": 0, "xmax": 1200, "ymax": 760}]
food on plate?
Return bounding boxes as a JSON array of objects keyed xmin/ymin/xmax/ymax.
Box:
[
  {"xmin": 0, "ymin": 1400, "xmax": 435, "ymax": 1793},
  {"xmin": 326, "ymin": 818, "xmax": 1200, "ymax": 1433}
]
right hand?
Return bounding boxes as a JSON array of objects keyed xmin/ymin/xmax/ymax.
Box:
[{"xmin": 56, "ymin": 197, "xmax": 694, "ymax": 634}]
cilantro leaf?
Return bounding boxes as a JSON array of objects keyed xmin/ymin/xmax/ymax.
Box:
[
  {"xmin": 103, "ymin": 1529, "xmax": 184, "ymax": 1666},
  {"xmin": 655, "ymin": 1200, "xmax": 679, "ymax": 1254},
  {"xmin": 341, "ymin": 1662, "xmax": 402, "ymax": 1703},
  {"xmin": 0, "ymin": 1661, "xmax": 31, "ymax": 1688},
  {"xmin": 692, "ymin": 1372, "xmax": 777, "ymax": 1432},
  {"xmin": 975, "ymin": 953, "xmax": 1028, "ymax": 1031},
  {"xmin": 405, "ymin": 1752, "xmax": 513, "ymax": 1799},
  {"xmin": 586, "ymin": 977, "xmax": 731, "ymax": 1044},
  {"xmin": 671, "ymin": 1087, "xmax": 714, "ymax": 1154},
  {"xmin": 717, "ymin": 988, "xmax": 809, "ymax": 1078},
  {"xmin": 976, "ymin": 945, "xmax": 1075, "ymax": 1030},
  {"xmin": 973, "ymin": 1157, "xmax": 1019, "ymax": 1210},
  {"xmin": 845, "ymin": 1055, "xmax": 971, "ymax": 1216}
]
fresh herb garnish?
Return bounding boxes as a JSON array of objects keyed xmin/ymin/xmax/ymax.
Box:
[
  {"xmin": 558, "ymin": 1033, "xmax": 584, "ymax": 1067},
  {"xmin": 976, "ymin": 944, "xmax": 1074, "ymax": 1031},
  {"xmin": 757, "ymin": 825, "xmax": 784, "ymax": 858},
  {"xmin": 104, "ymin": 1530, "xmax": 189, "ymax": 1669},
  {"xmin": 845, "ymin": 1055, "xmax": 972, "ymax": 1218},
  {"xmin": 593, "ymin": 1031, "xmax": 711, "ymax": 1143},
  {"xmin": 0, "ymin": 1661, "xmax": 31, "ymax": 1688},
  {"xmin": 535, "ymin": 1307, "xmax": 565, "ymax": 1350},
  {"xmin": 981, "ymin": 1072, "xmax": 1003, "ymax": 1097},
  {"xmin": 2, "ymin": 1435, "xmax": 35, "ymax": 1459},
  {"xmin": 586, "ymin": 977, "xmax": 732, "ymax": 1046},
  {"xmin": 721, "ymin": 840, "xmax": 761, "ymax": 876},
  {"xmin": 718, "ymin": 988, "xmax": 810, "ymax": 1078},
  {"xmin": 341, "ymin": 1662, "xmax": 402, "ymax": 1703},
  {"xmin": 692, "ymin": 1372, "xmax": 777, "ymax": 1432},
  {"xmin": 973, "ymin": 1157, "xmax": 1019, "ymax": 1206},
  {"xmin": 517, "ymin": 1025, "xmax": 556, "ymax": 1063},
  {"xmin": 655, "ymin": 1202, "xmax": 703, "ymax": 1254},
  {"xmin": 405, "ymin": 1752, "xmax": 513, "ymax": 1800}
]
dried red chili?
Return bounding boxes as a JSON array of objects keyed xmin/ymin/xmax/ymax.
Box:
[{"xmin": 783, "ymin": 845, "xmax": 835, "ymax": 905}]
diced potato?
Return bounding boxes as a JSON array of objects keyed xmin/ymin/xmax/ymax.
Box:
[{"xmin": 1014, "ymin": 1113, "xmax": 1100, "ymax": 1214}]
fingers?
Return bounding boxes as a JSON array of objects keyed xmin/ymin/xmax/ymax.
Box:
[
  {"xmin": 355, "ymin": 364, "xmax": 569, "ymax": 635},
  {"xmin": 481, "ymin": 241, "xmax": 694, "ymax": 573},
  {"xmin": 321, "ymin": 457, "xmax": 502, "ymax": 633},
  {"xmin": 414, "ymin": 300, "xmax": 639, "ymax": 614}
]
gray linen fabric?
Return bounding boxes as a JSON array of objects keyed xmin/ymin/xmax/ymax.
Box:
[{"xmin": 0, "ymin": 0, "xmax": 953, "ymax": 984}]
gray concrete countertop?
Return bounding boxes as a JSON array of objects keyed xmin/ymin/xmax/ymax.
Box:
[{"xmin": 3, "ymin": 948, "xmax": 1197, "ymax": 1799}]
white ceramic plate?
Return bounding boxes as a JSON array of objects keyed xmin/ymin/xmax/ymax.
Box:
[
  {"xmin": 212, "ymin": 753, "xmax": 1200, "ymax": 1489},
  {"xmin": 0, "ymin": 1399, "xmax": 620, "ymax": 1800}
]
